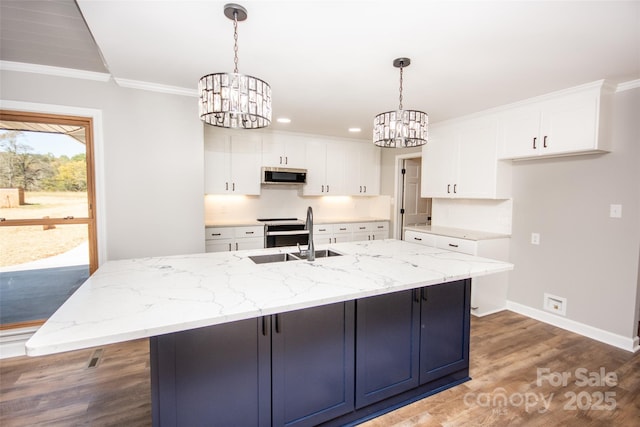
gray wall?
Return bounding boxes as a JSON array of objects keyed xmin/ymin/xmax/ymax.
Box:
[
  {"xmin": 1, "ymin": 70, "xmax": 205, "ymax": 261},
  {"xmin": 508, "ymin": 88, "xmax": 640, "ymax": 338}
]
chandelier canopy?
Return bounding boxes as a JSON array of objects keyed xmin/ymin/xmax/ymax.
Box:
[
  {"xmin": 373, "ymin": 58, "xmax": 428, "ymax": 148},
  {"xmin": 198, "ymin": 3, "xmax": 272, "ymax": 129}
]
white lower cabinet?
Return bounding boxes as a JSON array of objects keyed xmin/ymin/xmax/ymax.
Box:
[
  {"xmin": 403, "ymin": 229, "xmax": 509, "ymax": 317},
  {"xmin": 352, "ymin": 221, "xmax": 389, "ymax": 242},
  {"xmin": 314, "ymin": 221, "xmax": 389, "ymax": 244},
  {"xmin": 404, "ymin": 230, "xmax": 436, "ymax": 246},
  {"xmin": 205, "ymin": 226, "xmax": 264, "ymax": 253}
]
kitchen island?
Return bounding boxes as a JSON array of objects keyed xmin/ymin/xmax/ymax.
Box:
[{"xmin": 26, "ymin": 239, "xmax": 513, "ymax": 427}]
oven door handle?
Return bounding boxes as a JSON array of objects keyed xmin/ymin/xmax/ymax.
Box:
[{"xmin": 266, "ymin": 230, "xmax": 310, "ymax": 236}]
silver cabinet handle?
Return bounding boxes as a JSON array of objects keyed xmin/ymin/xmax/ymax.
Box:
[
  {"xmin": 235, "ymin": 242, "xmax": 238, "ymax": 250},
  {"xmin": 533, "ymin": 137, "xmax": 537, "ymax": 149},
  {"xmin": 211, "ymin": 233, "xmax": 221, "ymax": 236},
  {"xmin": 326, "ymin": 185, "xmax": 329, "ymax": 192},
  {"xmin": 228, "ymin": 243, "xmax": 232, "ymax": 251},
  {"xmin": 447, "ymin": 184, "xmax": 451, "ymax": 193},
  {"xmin": 225, "ymin": 182, "xmax": 229, "ymax": 191},
  {"xmin": 321, "ymin": 185, "xmax": 324, "ymax": 193},
  {"xmin": 285, "ymin": 156, "xmax": 288, "ymax": 165},
  {"xmin": 414, "ymin": 237, "xmax": 422, "ymax": 241},
  {"xmin": 364, "ymin": 186, "xmax": 367, "ymax": 193},
  {"xmin": 453, "ymin": 184, "xmax": 457, "ymax": 194},
  {"xmin": 232, "ymin": 182, "xmax": 235, "ymax": 191},
  {"xmin": 543, "ymin": 135, "xmax": 548, "ymax": 148},
  {"xmin": 448, "ymin": 243, "xmax": 459, "ymax": 248},
  {"xmin": 280, "ymin": 156, "xmax": 283, "ymax": 164}
]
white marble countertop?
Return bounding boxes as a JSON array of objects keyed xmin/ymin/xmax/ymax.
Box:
[
  {"xmin": 205, "ymin": 217, "xmax": 389, "ymax": 227},
  {"xmin": 403, "ymin": 225, "xmax": 511, "ymax": 241},
  {"xmin": 25, "ymin": 239, "xmax": 512, "ymax": 356}
]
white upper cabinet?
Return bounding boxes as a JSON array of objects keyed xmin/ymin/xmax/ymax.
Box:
[
  {"xmin": 499, "ymin": 80, "xmax": 614, "ymax": 160},
  {"xmin": 261, "ymin": 133, "xmax": 306, "ymax": 168},
  {"xmin": 204, "ymin": 130, "xmax": 261, "ymax": 195},
  {"xmin": 421, "ymin": 115, "xmax": 511, "ymax": 199},
  {"xmin": 303, "ymin": 139, "xmax": 346, "ymax": 195},
  {"xmin": 345, "ymin": 143, "xmax": 381, "ymax": 196}
]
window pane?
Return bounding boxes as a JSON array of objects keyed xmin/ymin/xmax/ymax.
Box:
[
  {"xmin": 0, "ymin": 129, "xmax": 88, "ymax": 219},
  {"xmin": 0, "ymin": 224, "xmax": 89, "ymax": 325}
]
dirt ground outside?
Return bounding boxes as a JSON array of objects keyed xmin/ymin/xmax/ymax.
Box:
[{"xmin": 0, "ymin": 192, "xmax": 89, "ymax": 267}]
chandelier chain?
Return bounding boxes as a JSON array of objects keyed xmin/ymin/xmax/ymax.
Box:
[
  {"xmin": 398, "ymin": 66, "xmax": 404, "ymax": 110},
  {"xmin": 233, "ymin": 11, "xmax": 239, "ymax": 74}
]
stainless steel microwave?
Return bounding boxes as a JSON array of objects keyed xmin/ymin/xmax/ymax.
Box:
[{"xmin": 261, "ymin": 167, "xmax": 307, "ymax": 184}]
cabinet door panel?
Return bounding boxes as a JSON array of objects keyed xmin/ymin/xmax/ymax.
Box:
[
  {"xmin": 500, "ymin": 106, "xmax": 540, "ymax": 159},
  {"xmin": 302, "ymin": 140, "xmax": 327, "ymax": 195},
  {"xmin": 457, "ymin": 120, "xmax": 499, "ymax": 198},
  {"xmin": 151, "ymin": 318, "xmax": 270, "ymax": 427},
  {"xmin": 355, "ymin": 289, "xmax": 420, "ymax": 408},
  {"xmin": 325, "ymin": 141, "xmax": 346, "ymax": 195},
  {"xmin": 541, "ymin": 95, "xmax": 598, "ymax": 155},
  {"xmin": 420, "ymin": 280, "xmax": 470, "ymax": 385},
  {"xmin": 229, "ymin": 136, "xmax": 261, "ymax": 195},
  {"xmin": 272, "ymin": 302, "xmax": 355, "ymax": 427},
  {"xmin": 421, "ymin": 126, "xmax": 456, "ymax": 198},
  {"xmin": 204, "ymin": 139, "xmax": 230, "ymax": 194}
]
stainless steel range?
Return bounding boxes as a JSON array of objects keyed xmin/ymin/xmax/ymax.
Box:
[{"xmin": 258, "ymin": 218, "xmax": 309, "ymax": 248}]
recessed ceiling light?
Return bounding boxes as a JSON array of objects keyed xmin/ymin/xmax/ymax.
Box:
[
  {"xmin": 348, "ymin": 127, "xmax": 361, "ymax": 132},
  {"xmin": 277, "ymin": 118, "xmax": 291, "ymax": 124}
]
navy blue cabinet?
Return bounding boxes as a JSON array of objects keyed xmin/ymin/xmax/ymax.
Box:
[
  {"xmin": 272, "ymin": 301, "xmax": 355, "ymax": 427},
  {"xmin": 354, "ymin": 280, "xmax": 470, "ymax": 411},
  {"xmin": 150, "ymin": 317, "xmax": 271, "ymax": 427},
  {"xmin": 150, "ymin": 281, "xmax": 470, "ymax": 427},
  {"xmin": 420, "ymin": 279, "xmax": 471, "ymax": 384},
  {"xmin": 355, "ymin": 289, "xmax": 421, "ymax": 408}
]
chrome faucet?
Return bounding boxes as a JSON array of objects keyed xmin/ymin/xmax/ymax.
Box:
[{"xmin": 305, "ymin": 206, "xmax": 315, "ymax": 261}]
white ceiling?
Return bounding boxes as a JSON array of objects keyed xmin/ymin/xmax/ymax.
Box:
[{"xmin": 2, "ymin": 1, "xmax": 639, "ymax": 140}]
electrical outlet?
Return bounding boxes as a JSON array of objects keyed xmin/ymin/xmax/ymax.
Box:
[
  {"xmin": 531, "ymin": 233, "xmax": 540, "ymax": 245},
  {"xmin": 610, "ymin": 204, "xmax": 622, "ymax": 218},
  {"xmin": 544, "ymin": 293, "xmax": 567, "ymax": 316}
]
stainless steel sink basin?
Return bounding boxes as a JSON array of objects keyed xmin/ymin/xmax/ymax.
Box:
[
  {"xmin": 289, "ymin": 249, "xmax": 343, "ymax": 259},
  {"xmin": 248, "ymin": 253, "xmax": 301, "ymax": 264},
  {"xmin": 249, "ymin": 250, "xmax": 343, "ymax": 264}
]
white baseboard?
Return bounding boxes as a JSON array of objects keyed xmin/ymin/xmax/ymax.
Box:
[
  {"xmin": 507, "ymin": 301, "xmax": 639, "ymax": 353},
  {"xmin": 0, "ymin": 327, "xmax": 37, "ymax": 359}
]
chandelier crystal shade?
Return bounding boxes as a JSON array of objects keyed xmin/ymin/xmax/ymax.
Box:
[
  {"xmin": 198, "ymin": 4, "xmax": 271, "ymax": 129},
  {"xmin": 373, "ymin": 58, "xmax": 428, "ymax": 148}
]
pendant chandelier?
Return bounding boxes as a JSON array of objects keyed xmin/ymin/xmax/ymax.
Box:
[
  {"xmin": 373, "ymin": 58, "xmax": 428, "ymax": 148},
  {"xmin": 198, "ymin": 3, "xmax": 272, "ymax": 129}
]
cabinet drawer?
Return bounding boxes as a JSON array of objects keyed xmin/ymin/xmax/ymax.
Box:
[
  {"xmin": 353, "ymin": 222, "xmax": 371, "ymax": 232},
  {"xmin": 404, "ymin": 230, "xmax": 436, "ymax": 246},
  {"xmin": 314, "ymin": 224, "xmax": 333, "ymax": 235},
  {"xmin": 235, "ymin": 226, "xmax": 264, "ymax": 238},
  {"xmin": 435, "ymin": 236, "xmax": 477, "ymax": 255},
  {"xmin": 333, "ymin": 223, "xmax": 353, "ymax": 234},
  {"xmin": 205, "ymin": 227, "xmax": 234, "ymax": 240},
  {"xmin": 372, "ymin": 222, "xmax": 388, "ymax": 232}
]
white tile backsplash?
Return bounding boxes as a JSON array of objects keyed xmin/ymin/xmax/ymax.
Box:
[
  {"xmin": 431, "ymin": 198, "xmax": 512, "ymax": 234},
  {"xmin": 204, "ymin": 187, "xmax": 391, "ymax": 223}
]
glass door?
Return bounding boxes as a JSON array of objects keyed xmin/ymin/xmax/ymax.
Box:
[{"xmin": 0, "ymin": 111, "xmax": 97, "ymax": 329}]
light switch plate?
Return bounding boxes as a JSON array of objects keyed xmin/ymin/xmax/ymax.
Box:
[{"xmin": 610, "ymin": 204, "xmax": 622, "ymax": 218}]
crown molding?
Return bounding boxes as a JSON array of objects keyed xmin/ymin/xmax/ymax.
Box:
[
  {"xmin": 616, "ymin": 79, "xmax": 640, "ymax": 92},
  {"xmin": 0, "ymin": 60, "xmax": 111, "ymax": 82},
  {"xmin": 114, "ymin": 78, "xmax": 198, "ymax": 97}
]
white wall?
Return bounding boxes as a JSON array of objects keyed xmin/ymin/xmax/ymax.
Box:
[
  {"xmin": 507, "ymin": 87, "xmax": 640, "ymax": 341},
  {"xmin": 0, "ymin": 70, "xmax": 205, "ymax": 261}
]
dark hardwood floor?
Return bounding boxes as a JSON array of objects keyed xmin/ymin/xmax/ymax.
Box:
[{"xmin": 1, "ymin": 311, "xmax": 638, "ymax": 426}]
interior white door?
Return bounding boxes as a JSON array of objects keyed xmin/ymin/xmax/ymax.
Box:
[{"xmin": 402, "ymin": 158, "xmax": 430, "ymax": 231}]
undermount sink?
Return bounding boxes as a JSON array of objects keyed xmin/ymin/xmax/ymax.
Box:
[
  {"xmin": 290, "ymin": 249, "xmax": 343, "ymax": 259},
  {"xmin": 249, "ymin": 250, "xmax": 343, "ymax": 264},
  {"xmin": 248, "ymin": 253, "xmax": 301, "ymax": 264}
]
